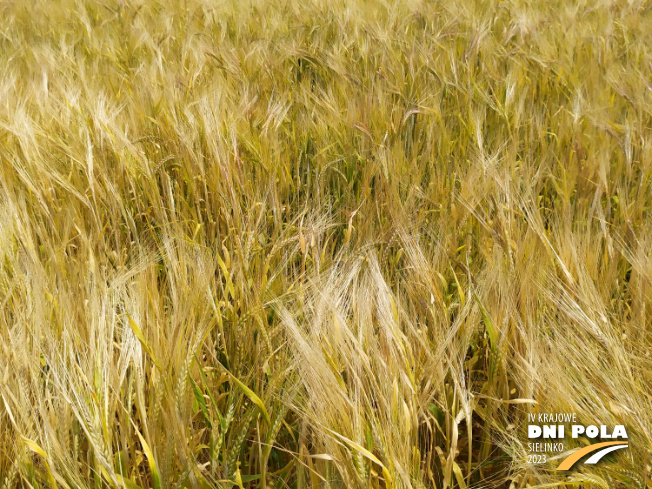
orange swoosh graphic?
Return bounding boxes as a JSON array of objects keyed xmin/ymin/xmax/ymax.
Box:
[{"xmin": 556, "ymin": 441, "xmax": 628, "ymax": 470}]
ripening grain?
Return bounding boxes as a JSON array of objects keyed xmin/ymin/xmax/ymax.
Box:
[{"xmin": 0, "ymin": 0, "xmax": 651, "ymax": 488}]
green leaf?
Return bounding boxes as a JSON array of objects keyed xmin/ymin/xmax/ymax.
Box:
[
  {"xmin": 195, "ymin": 358, "xmax": 224, "ymax": 427},
  {"xmin": 475, "ymin": 296, "xmax": 497, "ymax": 347},
  {"xmin": 452, "ymin": 461, "xmax": 467, "ymax": 489},
  {"xmin": 189, "ymin": 374, "xmax": 212, "ymax": 429},
  {"xmin": 135, "ymin": 430, "xmax": 162, "ymax": 489},
  {"xmin": 115, "ymin": 474, "xmax": 144, "ymax": 489},
  {"xmin": 223, "ymin": 369, "xmax": 271, "ymax": 427},
  {"xmin": 20, "ymin": 437, "xmax": 58, "ymax": 489},
  {"xmin": 126, "ymin": 313, "xmax": 162, "ymax": 370}
]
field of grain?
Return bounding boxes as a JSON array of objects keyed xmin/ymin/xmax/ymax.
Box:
[{"xmin": 1, "ymin": 0, "xmax": 651, "ymax": 488}]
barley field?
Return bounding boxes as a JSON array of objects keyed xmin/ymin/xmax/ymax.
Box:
[{"xmin": 1, "ymin": 0, "xmax": 651, "ymax": 488}]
